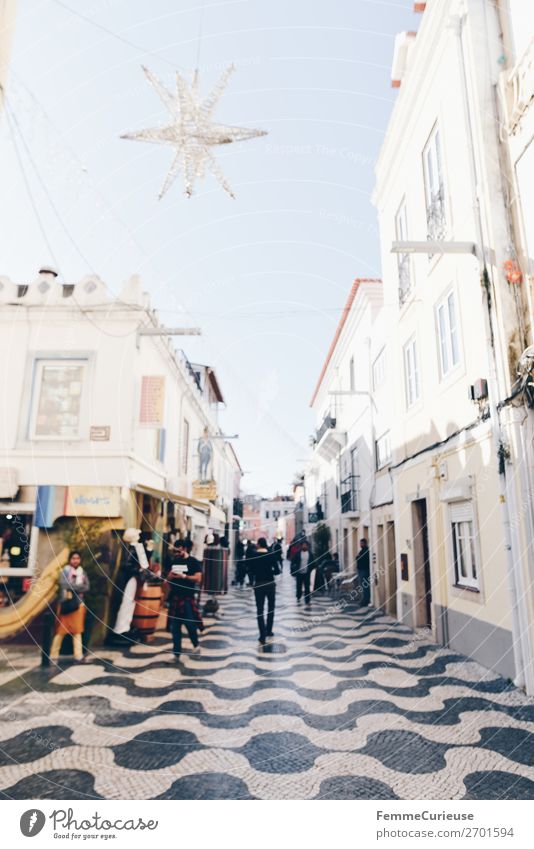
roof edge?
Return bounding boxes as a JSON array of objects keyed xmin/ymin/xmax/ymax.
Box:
[{"xmin": 309, "ymin": 278, "xmax": 381, "ymax": 408}]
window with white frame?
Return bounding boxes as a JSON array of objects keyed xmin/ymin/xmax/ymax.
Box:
[
  {"xmin": 375, "ymin": 431, "xmax": 391, "ymax": 470},
  {"xmin": 372, "ymin": 348, "xmax": 386, "ymax": 391},
  {"xmin": 349, "ymin": 356, "xmax": 355, "ymax": 392},
  {"xmin": 450, "ymin": 501, "xmax": 479, "ymax": 589},
  {"xmin": 30, "ymin": 359, "xmax": 87, "ymax": 439},
  {"xmin": 436, "ymin": 289, "xmax": 460, "ymax": 377},
  {"xmin": 395, "ymin": 200, "xmax": 411, "ymax": 305},
  {"xmin": 403, "ymin": 337, "xmax": 421, "ymax": 408},
  {"xmin": 423, "ymin": 124, "xmax": 446, "ymax": 241}
]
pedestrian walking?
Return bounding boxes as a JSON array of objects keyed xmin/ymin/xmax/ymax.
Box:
[
  {"xmin": 245, "ymin": 539, "xmax": 257, "ymax": 586},
  {"xmin": 166, "ymin": 539, "xmax": 203, "ymax": 661},
  {"xmin": 49, "ymin": 551, "xmax": 90, "ymax": 663},
  {"xmin": 291, "ymin": 541, "xmax": 313, "ymax": 606},
  {"xmin": 356, "ymin": 538, "xmax": 371, "ymax": 607},
  {"xmin": 271, "ymin": 538, "xmax": 283, "ymax": 572},
  {"xmin": 248, "ymin": 537, "xmax": 279, "ymax": 646},
  {"xmin": 235, "ymin": 537, "xmax": 247, "ymax": 587}
]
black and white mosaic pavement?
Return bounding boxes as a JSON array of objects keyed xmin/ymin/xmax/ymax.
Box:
[{"xmin": 0, "ymin": 573, "xmax": 533, "ymax": 800}]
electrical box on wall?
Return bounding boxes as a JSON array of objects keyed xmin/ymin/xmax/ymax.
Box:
[{"xmin": 468, "ymin": 378, "xmax": 488, "ymax": 401}]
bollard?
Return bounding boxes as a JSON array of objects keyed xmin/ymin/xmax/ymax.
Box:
[{"xmin": 40, "ymin": 604, "xmax": 55, "ymax": 667}]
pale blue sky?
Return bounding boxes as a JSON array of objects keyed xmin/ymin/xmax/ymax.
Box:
[{"xmin": 0, "ymin": 0, "xmax": 417, "ymax": 495}]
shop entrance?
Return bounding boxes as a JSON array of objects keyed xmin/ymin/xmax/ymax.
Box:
[
  {"xmin": 412, "ymin": 498, "xmax": 432, "ymax": 627},
  {"xmin": 0, "ymin": 511, "xmax": 33, "ymax": 606}
]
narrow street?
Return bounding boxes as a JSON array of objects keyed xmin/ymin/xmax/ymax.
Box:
[{"xmin": 0, "ymin": 573, "xmax": 533, "ymax": 801}]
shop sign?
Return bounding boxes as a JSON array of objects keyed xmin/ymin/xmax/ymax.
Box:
[
  {"xmin": 64, "ymin": 486, "xmax": 121, "ymax": 517},
  {"xmin": 139, "ymin": 376, "xmax": 165, "ymax": 426},
  {"xmin": 0, "ymin": 467, "xmax": 18, "ymax": 499},
  {"xmin": 192, "ymin": 480, "xmax": 217, "ymax": 501},
  {"xmin": 90, "ymin": 425, "xmax": 111, "ymax": 441}
]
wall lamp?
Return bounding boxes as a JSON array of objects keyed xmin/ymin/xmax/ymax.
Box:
[{"xmin": 391, "ymin": 240, "xmax": 479, "ymax": 257}]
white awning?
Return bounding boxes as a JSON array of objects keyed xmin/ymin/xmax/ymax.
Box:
[{"xmin": 133, "ymin": 483, "xmax": 210, "ymax": 513}]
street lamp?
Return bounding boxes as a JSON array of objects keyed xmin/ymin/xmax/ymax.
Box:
[{"xmin": 136, "ymin": 325, "xmax": 201, "ymax": 349}]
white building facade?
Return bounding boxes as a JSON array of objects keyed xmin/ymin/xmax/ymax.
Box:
[
  {"xmin": 306, "ymin": 279, "xmax": 382, "ymax": 572},
  {"xmin": 0, "ymin": 270, "xmax": 241, "ymax": 622},
  {"xmin": 372, "ymin": 0, "xmax": 534, "ymax": 689}
]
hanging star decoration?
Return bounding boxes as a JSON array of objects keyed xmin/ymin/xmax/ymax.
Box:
[{"xmin": 121, "ymin": 65, "xmax": 267, "ymax": 199}]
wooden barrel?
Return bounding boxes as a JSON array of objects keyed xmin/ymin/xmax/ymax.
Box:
[{"xmin": 132, "ymin": 583, "xmax": 162, "ymax": 638}]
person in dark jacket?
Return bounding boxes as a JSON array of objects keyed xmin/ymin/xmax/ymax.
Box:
[
  {"xmin": 290, "ymin": 541, "xmax": 314, "ymax": 606},
  {"xmin": 245, "ymin": 539, "xmax": 257, "ymax": 587},
  {"xmin": 356, "ymin": 538, "xmax": 371, "ymax": 606},
  {"xmin": 271, "ymin": 538, "xmax": 283, "ymax": 572},
  {"xmin": 235, "ymin": 537, "xmax": 247, "ymax": 587},
  {"xmin": 248, "ymin": 537, "xmax": 278, "ymax": 645},
  {"xmin": 166, "ymin": 539, "xmax": 203, "ymax": 661}
]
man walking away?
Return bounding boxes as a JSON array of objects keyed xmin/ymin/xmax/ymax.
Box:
[
  {"xmin": 248, "ymin": 537, "xmax": 278, "ymax": 646},
  {"xmin": 291, "ymin": 541, "xmax": 313, "ymax": 606},
  {"xmin": 235, "ymin": 537, "xmax": 247, "ymax": 587},
  {"xmin": 356, "ymin": 538, "xmax": 371, "ymax": 607},
  {"xmin": 166, "ymin": 539, "xmax": 203, "ymax": 661},
  {"xmin": 271, "ymin": 538, "xmax": 283, "ymax": 572}
]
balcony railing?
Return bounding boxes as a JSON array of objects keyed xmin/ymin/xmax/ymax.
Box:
[
  {"xmin": 397, "ymin": 253, "xmax": 411, "ymax": 306},
  {"xmin": 340, "ymin": 475, "xmax": 359, "ymax": 513},
  {"xmin": 315, "ymin": 414, "xmax": 336, "ymax": 445},
  {"xmin": 179, "ymin": 349, "xmax": 202, "ymax": 392},
  {"xmin": 503, "ymin": 36, "xmax": 534, "ymax": 132},
  {"xmin": 426, "ymin": 185, "xmax": 447, "ymax": 242}
]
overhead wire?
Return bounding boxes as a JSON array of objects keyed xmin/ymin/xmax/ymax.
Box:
[
  {"xmin": 51, "ymin": 0, "xmax": 186, "ymax": 71},
  {"xmin": 10, "ymin": 73, "xmax": 159, "ymax": 279},
  {"xmin": 4, "ymin": 97, "xmax": 147, "ymax": 339}
]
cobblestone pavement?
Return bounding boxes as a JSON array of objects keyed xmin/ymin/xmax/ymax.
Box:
[{"xmin": 0, "ymin": 572, "xmax": 533, "ymax": 800}]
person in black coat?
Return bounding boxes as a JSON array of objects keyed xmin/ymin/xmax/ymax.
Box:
[
  {"xmin": 247, "ymin": 537, "xmax": 279, "ymax": 645},
  {"xmin": 290, "ymin": 541, "xmax": 314, "ymax": 606},
  {"xmin": 245, "ymin": 539, "xmax": 257, "ymax": 587}
]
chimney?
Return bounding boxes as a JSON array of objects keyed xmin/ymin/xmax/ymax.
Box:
[{"xmin": 391, "ymin": 31, "xmax": 417, "ymax": 88}]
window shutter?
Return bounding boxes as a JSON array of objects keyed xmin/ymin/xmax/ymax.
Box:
[{"xmin": 450, "ymin": 500, "xmax": 472, "ymax": 523}]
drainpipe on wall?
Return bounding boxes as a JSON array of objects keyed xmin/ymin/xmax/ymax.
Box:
[
  {"xmin": 452, "ymin": 9, "xmax": 532, "ymax": 690},
  {"xmin": 366, "ymin": 336, "xmax": 377, "ymax": 605}
]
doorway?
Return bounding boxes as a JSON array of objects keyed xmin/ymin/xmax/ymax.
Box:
[
  {"xmin": 0, "ymin": 512, "xmax": 33, "ymax": 606},
  {"xmin": 375, "ymin": 523, "xmax": 386, "ymax": 610},
  {"xmin": 386, "ymin": 521, "xmax": 397, "ymax": 617},
  {"xmin": 412, "ymin": 499, "xmax": 432, "ymax": 627},
  {"xmin": 342, "ymin": 527, "xmax": 349, "ymax": 571}
]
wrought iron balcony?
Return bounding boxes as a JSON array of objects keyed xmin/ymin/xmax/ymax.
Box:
[
  {"xmin": 340, "ymin": 475, "xmax": 359, "ymax": 514},
  {"xmin": 315, "ymin": 414, "xmax": 336, "ymax": 445},
  {"xmin": 426, "ymin": 185, "xmax": 447, "ymax": 242},
  {"xmin": 397, "ymin": 253, "xmax": 411, "ymax": 306}
]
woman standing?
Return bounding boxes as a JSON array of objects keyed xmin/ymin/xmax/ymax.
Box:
[{"xmin": 49, "ymin": 551, "xmax": 90, "ymax": 663}]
